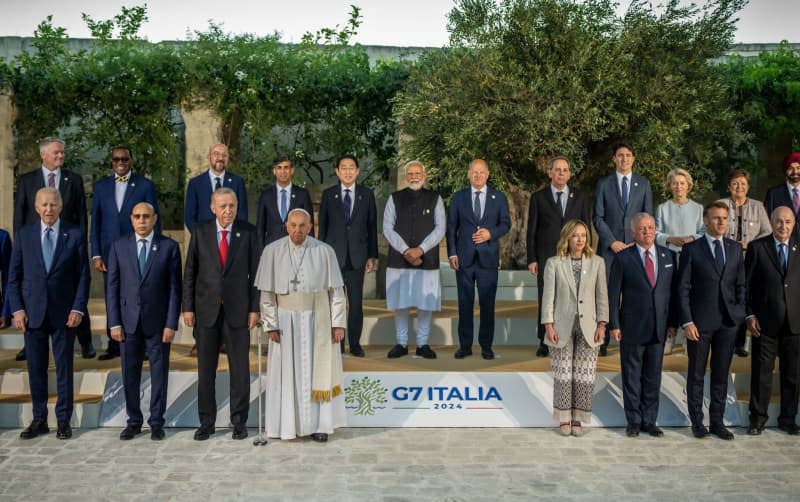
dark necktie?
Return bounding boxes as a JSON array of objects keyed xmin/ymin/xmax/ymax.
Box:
[
  {"xmin": 713, "ymin": 239, "xmax": 725, "ymax": 271},
  {"xmin": 280, "ymin": 189, "xmax": 288, "ymax": 221},
  {"xmin": 644, "ymin": 250, "xmax": 656, "ymax": 288},
  {"xmin": 215, "ymin": 177, "xmax": 222, "ymax": 191},
  {"xmin": 219, "ymin": 230, "xmax": 229, "ymax": 268},
  {"xmin": 621, "ymin": 176, "xmax": 629, "ymax": 210},
  {"xmin": 138, "ymin": 238, "xmax": 147, "ymax": 276},
  {"xmin": 343, "ymin": 189, "xmax": 352, "ymax": 223},
  {"xmin": 43, "ymin": 227, "xmax": 54, "ymax": 272},
  {"xmin": 474, "ymin": 190, "xmax": 482, "ymax": 220},
  {"xmin": 779, "ymin": 243, "xmax": 788, "ymax": 273},
  {"xmin": 47, "ymin": 172, "xmax": 55, "ymax": 188},
  {"xmin": 556, "ymin": 191, "xmax": 564, "ymax": 217}
]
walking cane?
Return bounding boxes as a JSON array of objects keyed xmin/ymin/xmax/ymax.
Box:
[{"xmin": 253, "ymin": 320, "xmax": 268, "ymax": 446}]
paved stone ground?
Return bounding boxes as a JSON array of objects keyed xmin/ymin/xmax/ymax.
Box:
[{"xmin": 0, "ymin": 426, "xmax": 798, "ymax": 501}]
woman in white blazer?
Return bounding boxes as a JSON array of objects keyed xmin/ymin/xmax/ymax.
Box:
[{"xmin": 540, "ymin": 219, "xmax": 609, "ymax": 436}]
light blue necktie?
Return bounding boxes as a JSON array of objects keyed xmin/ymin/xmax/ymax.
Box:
[
  {"xmin": 138, "ymin": 238, "xmax": 147, "ymax": 276},
  {"xmin": 779, "ymin": 243, "xmax": 788, "ymax": 273},
  {"xmin": 621, "ymin": 177, "xmax": 629, "ymax": 210},
  {"xmin": 42, "ymin": 228, "xmax": 54, "ymax": 272},
  {"xmin": 280, "ymin": 189, "xmax": 288, "ymax": 221}
]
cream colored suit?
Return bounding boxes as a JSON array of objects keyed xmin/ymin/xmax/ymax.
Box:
[{"xmin": 540, "ymin": 255, "xmax": 609, "ymax": 348}]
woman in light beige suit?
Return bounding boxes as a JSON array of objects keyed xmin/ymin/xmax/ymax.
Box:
[{"xmin": 541, "ymin": 220, "xmax": 609, "ymax": 436}]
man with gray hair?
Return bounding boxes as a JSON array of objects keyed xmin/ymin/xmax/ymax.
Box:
[
  {"xmin": 383, "ymin": 161, "xmax": 445, "ymax": 359},
  {"xmin": 13, "ymin": 137, "xmax": 94, "ymax": 361}
]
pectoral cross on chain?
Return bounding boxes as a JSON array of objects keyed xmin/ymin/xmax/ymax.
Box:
[{"xmin": 290, "ymin": 276, "xmax": 300, "ymax": 291}]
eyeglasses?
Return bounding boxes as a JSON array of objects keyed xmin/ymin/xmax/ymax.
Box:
[{"xmin": 112, "ymin": 157, "xmax": 131, "ymax": 162}]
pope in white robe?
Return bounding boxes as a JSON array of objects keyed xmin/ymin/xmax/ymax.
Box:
[{"xmin": 255, "ymin": 209, "xmax": 347, "ymax": 442}]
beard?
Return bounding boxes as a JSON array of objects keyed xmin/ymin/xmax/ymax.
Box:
[{"xmin": 408, "ymin": 181, "xmax": 424, "ymax": 191}]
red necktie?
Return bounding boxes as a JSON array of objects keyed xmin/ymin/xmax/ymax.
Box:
[
  {"xmin": 644, "ymin": 250, "xmax": 656, "ymax": 288},
  {"xmin": 219, "ymin": 230, "xmax": 229, "ymax": 268}
]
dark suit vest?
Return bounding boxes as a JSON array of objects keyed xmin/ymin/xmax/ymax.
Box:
[{"xmin": 387, "ymin": 188, "xmax": 440, "ymax": 270}]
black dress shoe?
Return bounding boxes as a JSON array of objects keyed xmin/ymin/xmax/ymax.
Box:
[
  {"xmin": 15, "ymin": 348, "xmax": 26, "ymax": 361},
  {"xmin": 778, "ymin": 422, "xmax": 800, "ymax": 435},
  {"xmin": 56, "ymin": 421, "xmax": 72, "ymax": 440},
  {"xmin": 232, "ymin": 424, "xmax": 248, "ymax": 440},
  {"xmin": 310, "ymin": 433, "xmax": 328, "ymax": 442},
  {"xmin": 626, "ymin": 423, "xmax": 641, "ymax": 437},
  {"xmin": 536, "ymin": 345, "xmax": 550, "ymax": 357},
  {"xmin": 481, "ymin": 348, "xmax": 495, "ymax": 360},
  {"xmin": 349, "ymin": 346, "xmax": 365, "ymax": 357},
  {"xmin": 454, "ymin": 347, "xmax": 473, "ymax": 359},
  {"xmin": 691, "ymin": 425, "xmax": 710, "ymax": 438},
  {"xmin": 151, "ymin": 426, "xmax": 165, "ymax": 441},
  {"xmin": 709, "ymin": 424, "xmax": 734, "ymax": 440},
  {"xmin": 641, "ymin": 424, "xmax": 664, "ymax": 437},
  {"xmin": 598, "ymin": 346, "xmax": 608, "ymax": 357},
  {"xmin": 193, "ymin": 424, "xmax": 215, "ymax": 441},
  {"xmin": 81, "ymin": 344, "xmax": 96, "ymax": 359},
  {"xmin": 119, "ymin": 425, "xmax": 142, "ymax": 440},
  {"xmin": 415, "ymin": 345, "xmax": 437, "ymax": 359},
  {"xmin": 734, "ymin": 347, "xmax": 749, "ymax": 357},
  {"xmin": 387, "ymin": 344, "xmax": 408, "ymax": 358},
  {"xmin": 98, "ymin": 350, "xmax": 119, "ymax": 361},
  {"xmin": 747, "ymin": 424, "xmax": 763, "ymax": 436},
  {"xmin": 19, "ymin": 419, "xmax": 49, "ymax": 439}
]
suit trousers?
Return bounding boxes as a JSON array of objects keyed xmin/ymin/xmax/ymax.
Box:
[
  {"xmin": 342, "ymin": 267, "xmax": 365, "ymax": 348},
  {"xmin": 749, "ymin": 319, "xmax": 800, "ymax": 427},
  {"xmin": 455, "ymin": 262, "xmax": 498, "ymax": 349},
  {"xmin": 686, "ymin": 325, "xmax": 737, "ymax": 426},
  {"xmin": 120, "ymin": 321, "xmax": 171, "ymax": 428},
  {"xmin": 25, "ymin": 318, "xmax": 76, "ymax": 422},
  {"xmin": 195, "ymin": 305, "xmax": 250, "ymax": 427},
  {"xmin": 535, "ymin": 273, "xmax": 546, "ymax": 343},
  {"xmin": 620, "ymin": 340, "xmax": 665, "ymax": 426},
  {"xmin": 101, "ymin": 272, "xmax": 120, "ymax": 354}
]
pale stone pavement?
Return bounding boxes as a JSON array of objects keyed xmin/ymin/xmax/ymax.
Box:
[{"xmin": 1, "ymin": 426, "xmax": 799, "ymax": 501}]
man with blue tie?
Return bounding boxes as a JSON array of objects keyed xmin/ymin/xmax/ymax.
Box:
[
  {"xmin": 8, "ymin": 187, "xmax": 90, "ymax": 440},
  {"xmin": 677, "ymin": 201, "xmax": 746, "ymax": 440},
  {"xmin": 593, "ymin": 143, "xmax": 653, "ymax": 356},
  {"xmin": 106, "ymin": 202, "xmax": 181, "ymax": 441},
  {"xmin": 184, "ymin": 143, "xmax": 248, "ymax": 232},
  {"xmin": 91, "ymin": 146, "xmax": 160, "ymax": 361},
  {"xmin": 255, "ymin": 155, "xmax": 314, "ymax": 248},
  {"xmin": 447, "ymin": 159, "xmax": 511, "ymax": 360}
]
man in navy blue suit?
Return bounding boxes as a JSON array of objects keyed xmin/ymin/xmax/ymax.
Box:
[
  {"xmin": 609, "ymin": 213, "xmax": 677, "ymax": 438},
  {"xmin": 764, "ymin": 152, "xmax": 800, "ymax": 242},
  {"xmin": 106, "ymin": 202, "xmax": 181, "ymax": 441},
  {"xmin": 0, "ymin": 228, "xmax": 11, "ymax": 328},
  {"xmin": 447, "ymin": 159, "xmax": 511, "ymax": 360},
  {"xmin": 91, "ymin": 146, "xmax": 160, "ymax": 361},
  {"xmin": 8, "ymin": 187, "xmax": 90, "ymax": 440},
  {"xmin": 593, "ymin": 143, "xmax": 653, "ymax": 356},
  {"xmin": 678, "ymin": 201, "xmax": 746, "ymax": 440},
  {"xmin": 255, "ymin": 155, "xmax": 314, "ymax": 248},
  {"xmin": 184, "ymin": 143, "xmax": 248, "ymax": 232}
]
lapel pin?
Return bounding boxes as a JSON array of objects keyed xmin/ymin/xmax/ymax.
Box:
[
  {"xmin": 661, "ymin": 253, "xmax": 665, "ymax": 257},
  {"xmin": 236, "ymin": 232, "xmax": 241, "ymax": 238},
  {"xmin": 227, "ymin": 177, "xmax": 232, "ymax": 183},
  {"xmin": 569, "ymin": 193, "xmax": 574, "ymax": 199},
  {"xmin": 291, "ymin": 193, "xmax": 295, "ymax": 199},
  {"xmin": 334, "ymin": 194, "xmax": 339, "ymax": 199},
  {"xmin": 491, "ymin": 194, "xmax": 496, "ymax": 199},
  {"xmin": 634, "ymin": 182, "xmax": 639, "ymax": 187},
  {"xmin": 793, "ymin": 246, "xmax": 797, "ymax": 252},
  {"xmin": 64, "ymin": 177, "xmax": 69, "ymax": 181},
  {"xmin": 131, "ymin": 182, "xmax": 135, "ymax": 187}
]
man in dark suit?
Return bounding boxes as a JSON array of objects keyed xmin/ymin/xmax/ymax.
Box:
[
  {"xmin": 8, "ymin": 187, "xmax": 90, "ymax": 440},
  {"xmin": 106, "ymin": 202, "xmax": 180, "ymax": 441},
  {"xmin": 763, "ymin": 152, "xmax": 800, "ymax": 242},
  {"xmin": 744, "ymin": 206, "xmax": 800, "ymax": 435},
  {"xmin": 609, "ymin": 213, "xmax": 677, "ymax": 438},
  {"xmin": 91, "ymin": 146, "xmax": 160, "ymax": 361},
  {"xmin": 593, "ymin": 143, "xmax": 653, "ymax": 356},
  {"xmin": 184, "ymin": 143, "xmax": 248, "ymax": 232},
  {"xmin": 527, "ymin": 156, "xmax": 590, "ymax": 357},
  {"xmin": 255, "ymin": 155, "xmax": 314, "ymax": 248},
  {"xmin": 14, "ymin": 137, "xmax": 94, "ymax": 361},
  {"xmin": 447, "ymin": 159, "xmax": 511, "ymax": 360},
  {"xmin": 183, "ymin": 187, "xmax": 260, "ymax": 441},
  {"xmin": 677, "ymin": 201, "xmax": 746, "ymax": 440},
  {"xmin": 318, "ymin": 154, "xmax": 378, "ymax": 357},
  {"xmin": 0, "ymin": 228, "xmax": 11, "ymax": 328}
]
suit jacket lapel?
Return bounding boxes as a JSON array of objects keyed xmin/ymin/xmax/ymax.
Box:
[
  {"xmin": 561, "ymin": 258, "xmax": 577, "ymax": 297},
  {"xmin": 653, "ymin": 247, "xmax": 669, "ymax": 289},
  {"xmin": 609, "ymin": 176, "xmax": 624, "ymax": 211},
  {"xmin": 765, "ymin": 239, "xmax": 784, "ymax": 275},
  {"xmin": 49, "ymin": 229, "xmax": 68, "ymax": 274},
  {"xmin": 141, "ymin": 234, "xmax": 159, "ymax": 281},
  {"xmin": 698, "ymin": 238, "xmax": 721, "ymax": 277},
  {"xmin": 120, "ymin": 174, "xmax": 137, "ymax": 214},
  {"xmin": 224, "ymin": 224, "xmax": 242, "ymax": 274}
]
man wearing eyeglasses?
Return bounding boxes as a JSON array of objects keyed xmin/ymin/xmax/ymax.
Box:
[{"xmin": 91, "ymin": 146, "xmax": 160, "ymax": 360}]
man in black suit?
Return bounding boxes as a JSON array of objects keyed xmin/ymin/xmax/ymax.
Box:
[
  {"xmin": 745, "ymin": 206, "xmax": 800, "ymax": 435},
  {"xmin": 13, "ymin": 137, "xmax": 95, "ymax": 361},
  {"xmin": 526, "ymin": 156, "xmax": 590, "ymax": 357},
  {"xmin": 764, "ymin": 152, "xmax": 800, "ymax": 242},
  {"xmin": 255, "ymin": 155, "xmax": 314, "ymax": 248},
  {"xmin": 182, "ymin": 188, "xmax": 260, "ymax": 441},
  {"xmin": 608, "ymin": 213, "xmax": 677, "ymax": 438},
  {"xmin": 318, "ymin": 154, "xmax": 378, "ymax": 357},
  {"xmin": 677, "ymin": 201, "xmax": 746, "ymax": 440}
]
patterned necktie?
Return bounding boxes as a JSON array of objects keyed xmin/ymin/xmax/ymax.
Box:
[
  {"xmin": 138, "ymin": 239, "xmax": 147, "ymax": 276},
  {"xmin": 713, "ymin": 239, "xmax": 725, "ymax": 271},
  {"xmin": 219, "ymin": 230, "xmax": 229, "ymax": 268},
  {"xmin": 47, "ymin": 172, "xmax": 55, "ymax": 188},
  {"xmin": 556, "ymin": 191, "xmax": 564, "ymax": 217},
  {"xmin": 116, "ymin": 175, "xmax": 129, "ymax": 183},
  {"xmin": 621, "ymin": 176, "xmax": 629, "ymax": 210},
  {"xmin": 43, "ymin": 227, "xmax": 54, "ymax": 272},
  {"xmin": 644, "ymin": 250, "xmax": 656, "ymax": 288},
  {"xmin": 474, "ymin": 190, "xmax": 482, "ymax": 220},
  {"xmin": 779, "ymin": 243, "xmax": 788, "ymax": 273},
  {"xmin": 343, "ymin": 189, "xmax": 352, "ymax": 223},
  {"xmin": 280, "ymin": 189, "xmax": 288, "ymax": 221},
  {"xmin": 215, "ymin": 177, "xmax": 222, "ymax": 191},
  {"xmin": 793, "ymin": 188, "xmax": 800, "ymax": 214}
]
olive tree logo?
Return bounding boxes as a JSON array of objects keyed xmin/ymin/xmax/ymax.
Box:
[{"xmin": 345, "ymin": 376, "xmax": 388, "ymax": 416}]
